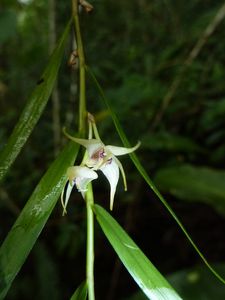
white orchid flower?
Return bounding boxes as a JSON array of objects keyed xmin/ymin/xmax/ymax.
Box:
[
  {"xmin": 63, "ymin": 129, "xmax": 140, "ymax": 210},
  {"xmin": 61, "ymin": 166, "xmax": 98, "ymax": 216}
]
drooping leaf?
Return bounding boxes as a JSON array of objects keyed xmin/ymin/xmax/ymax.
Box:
[
  {"xmin": 86, "ymin": 65, "xmax": 225, "ymax": 285},
  {"xmin": 70, "ymin": 281, "xmax": 87, "ymax": 300},
  {"xmin": 94, "ymin": 204, "xmax": 182, "ymax": 300},
  {"xmin": 154, "ymin": 164, "xmax": 225, "ymax": 216},
  {"xmin": 0, "ymin": 20, "xmax": 71, "ymax": 182},
  {"xmin": 0, "ymin": 142, "xmax": 78, "ymax": 299}
]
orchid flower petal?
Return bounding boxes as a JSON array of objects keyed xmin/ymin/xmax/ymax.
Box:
[
  {"xmin": 91, "ymin": 120, "xmax": 101, "ymax": 140},
  {"xmin": 67, "ymin": 166, "xmax": 98, "ymax": 191},
  {"xmin": 113, "ymin": 156, "xmax": 127, "ymax": 191},
  {"xmin": 106, "ymin": 141, "xmax": 141, "ymax": 156},
  {"xmin": 61, "ymin": 181, "xmax": 75, "ymax": 216},
  {"xmin": 74, "ymin": 138, "xmax": 103, "ymax": 157},
  {"xmin": 69, "ymin": 137, "xmax": 103, "ymax": 157},
  {"xmin": 67, "ymin": 166, "xmax": 97, "ymax": 181},
  {"xmin": 63, "ymin": 128, "xmax": 103, "ymax": 157},
  {"xmin": 66, "ymin": 166, "xmax": 77, "ymax": 183},
  {"xmin": 100, "ymin": 158, "xmax": 119, "ymax": 210},
  {"xmin": 76, "ymin": 173, "xmax": 98, "ymax": 192},
  {"xmin": 61, "ymin": 166, "xmax": 98, "ymax": 215}
]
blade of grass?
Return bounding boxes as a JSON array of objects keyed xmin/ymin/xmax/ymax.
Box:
[
  {"xmin": 70, "ymin": 281, "xmax": 87, "ymax": 300},
  {"xmin": 94, "ymin": 204, "xmax": 182, "ymax": 300},
  {"xmin": 0, "ymin": 20, "xmax": 71, "ymax": 182},
  {"xmin": 0, "ymin": 142, "xmax": 79, "ymax": 299},
  {"xmin": 86, "ymin": 65, "xmax": 225, "ymax": 285}
]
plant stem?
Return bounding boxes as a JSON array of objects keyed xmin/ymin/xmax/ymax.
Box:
[
  {"xmin": 86, "ymin": 185, "xmax": 95, "ymax": 300},
  {"xmin": 72, "ymin": 1, "xmax": 95, "ymax": 299},
  {"xmin": 72, "ymin": 0, "xmax": 86, "ymax": 134}
]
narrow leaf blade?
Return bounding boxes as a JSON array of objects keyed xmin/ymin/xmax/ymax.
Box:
[
  {"xmin": 0, "ymin": 21, "xmax": 71, "ymax": 181},
  {"xmin": 0, "ymin": 142, "xmax": 78, "ymax": 299},
  {"xmin": 94, "ymin": 204, "xmax": 182, "ymax": 300},
  {"xmin": 87, "ymin": 66, "xmax": 225, "ymax": 285},
  {"xmin": 70, "ymin": 281, "xmax": 87, "ymax": 300}
]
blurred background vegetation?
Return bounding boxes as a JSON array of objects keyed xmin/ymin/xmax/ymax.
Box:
[{"xmin": 1, "ymin": 0, "xmax": 225, "ymax": 299}]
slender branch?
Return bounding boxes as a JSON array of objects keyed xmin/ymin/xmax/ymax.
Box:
[
  {"xmin": 72, "ymin": 0, "xmax": 86, "ymax": 134},
  {"xmin": 72, "ymin": 2, "xmax": 95, "ymax": 299},
  {"xmin": 86, "ymin": 184, "xmax": 95, "ymax": 300},
  {"xmin": 67, "ymin": 36, "xmax": 78, "ymax": 129},
  {"xmin": 152, "ymin": 2, "xmax": 225, "ymax": 129}
]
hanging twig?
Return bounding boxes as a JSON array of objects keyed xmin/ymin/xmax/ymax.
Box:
[{"xmin": 66, "ymin": 36, "xmax": 78, "ymax": 131}]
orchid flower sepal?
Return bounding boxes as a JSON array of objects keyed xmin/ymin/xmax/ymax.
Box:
[{"xmin": 61, "ymin": 165, "xmax": 98, "ymax": 216}]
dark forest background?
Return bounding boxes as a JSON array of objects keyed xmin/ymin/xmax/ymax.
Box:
[{"xmin": 1, "ymin": 0, "xmax": 225, "ymax": 299}]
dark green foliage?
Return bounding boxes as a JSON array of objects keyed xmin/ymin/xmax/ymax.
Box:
[
  {"xmin": 154, "ymin": 165, "xmax": 225, "ymax": 216},
  {"xmin": 94, "ymin": 204, "xmax": 181, "ymax": 299},
  {"xmin": 0, "ymin": 141, "xmax": 79, "ymax": 299},
  {"xmin": 1, "ymin": 0, "xmax": 225, "ymax": 299},
  {"xmin": 123, "ymin": 264, "xmax": 225, "ymax": 300}
]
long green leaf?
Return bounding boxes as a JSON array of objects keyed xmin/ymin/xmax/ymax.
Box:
[
  {"xmin": 0, "ymin": 21, "xmax": 71, "ymax": 182},
  {"xmin": 0, "ymin": 142, "xmax": 78, "ymax": 299},
  {"xmin": 70, "ymin": 281, "xmax": 87, "ymax": 300},
  {"xmin": 86, "ymin": 66, "xmax": 225, "ymax": 285},
  {"xmin": 94, "ymin": 204, "xmax": 182, "ymax": 300}
]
